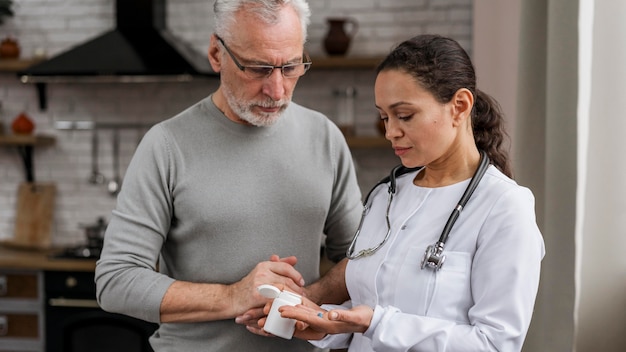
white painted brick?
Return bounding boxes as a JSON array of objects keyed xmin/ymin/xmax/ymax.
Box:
[
  {"xmin": 328, "ymin": 0, "xmax": 377, "ymax": 11},
  {"xmin": 0, "ymin": 0, "xmax": 472, "ymax": 244},
  {"xmin": 378, "ymin": 0, "xmax": 429, "ymax": 9}
]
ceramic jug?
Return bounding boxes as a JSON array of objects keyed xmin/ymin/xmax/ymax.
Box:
[
  {"xmin": 323, "ymin": 17, "xmax": 358, "ymax": 56},
  {"xmin": 0, "ymin": 36, "xmax": 20, "ymax": 59}
]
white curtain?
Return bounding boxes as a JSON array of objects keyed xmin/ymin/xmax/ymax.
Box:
[
  {"xmin": 575, "ymin": 1, "xmax": 626, "ymax": 351},
  {"xmin": 475, "ymin": 0, "xmax": 626, "ymax": 350}
]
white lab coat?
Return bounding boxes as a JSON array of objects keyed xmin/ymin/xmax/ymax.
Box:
[{"xmin": 312, "ymin": 166, "xmax": 545, "ymax": 352}]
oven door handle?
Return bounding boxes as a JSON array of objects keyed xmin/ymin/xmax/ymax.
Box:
[{"xmin": 48, "ymin": 298, "xmax": 100, "ymax": 308}]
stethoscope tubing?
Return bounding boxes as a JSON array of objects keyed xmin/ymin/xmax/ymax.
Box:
[
  {"xmin": 436, "ymin": 150, "xmax": 489, "ymax": 245},
  {"xmin": 346, "ymin": 150, "xmax": 490, "ymax": 268}
]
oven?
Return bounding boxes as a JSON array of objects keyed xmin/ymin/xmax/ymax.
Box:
[{"xmin": 44, "ymin": 270, "xmax": 157, "ymax": 352}]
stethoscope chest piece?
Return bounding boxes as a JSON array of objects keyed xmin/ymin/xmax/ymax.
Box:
[{"xmin": 421, "ymin": 241, "xmax": 446, "ymax": 271}]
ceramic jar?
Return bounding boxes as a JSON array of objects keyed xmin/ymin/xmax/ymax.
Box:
[
  {"xmin": 323, "ymin": 18, "xmax": 358, "ymax": 56},
  {"xmin": 11, "ymin": 112, "xmax": 35, "ymax": 135},
  {"xmin": 0, "ymin": 36, "xmax": 20, "ymax": 59}
]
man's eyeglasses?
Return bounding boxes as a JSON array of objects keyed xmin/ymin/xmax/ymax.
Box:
[{"xmin": 216, "ymin": 35, "xmax": 312, "ymax": 79}]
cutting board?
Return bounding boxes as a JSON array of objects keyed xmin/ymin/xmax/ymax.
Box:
[{"xmin": 7, "ymin": 182, "xmax": 56, "ymax": 250}]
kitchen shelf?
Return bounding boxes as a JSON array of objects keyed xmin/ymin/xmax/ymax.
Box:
[
  {"xmin": 310, "ymin": 56, "xmax": 384, "ymax": 69},
  {"xmin": 0, "ymin": 134, "xmax": 56, "ymax": 146},
  {"xmin": 345, "ymin": 136, "xmax": 389, "ymax": 148},
  {"xmin": 0, "ymin": 134, "xmax": 56, "ymax": 183},
  {"xmin": 0, "ymin": 58, "xmax": 44, "ymax": 72}
]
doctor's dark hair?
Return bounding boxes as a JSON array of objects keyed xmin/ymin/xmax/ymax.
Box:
[{"xmin": 376, "ymin": 34, "xmax": 513, "ymax": 178}]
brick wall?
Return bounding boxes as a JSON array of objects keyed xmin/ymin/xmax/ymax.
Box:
[{"xmin": 0, "ymin": 0, "xmax": 471, "ymax": 245}]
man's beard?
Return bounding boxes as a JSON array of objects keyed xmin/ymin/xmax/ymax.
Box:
[{"xmin": 222, "ymin": 84, "xmax": 290, "ymax": 127}]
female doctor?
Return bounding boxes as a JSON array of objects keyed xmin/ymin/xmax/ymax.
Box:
[{"xmin": 272, "ymin": 34, "xmax": 546, "ymax": 351}]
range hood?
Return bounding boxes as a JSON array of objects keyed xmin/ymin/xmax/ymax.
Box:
[{"xmin": 18, "ymin": 0, "xmax": 218, "ymax": 84}]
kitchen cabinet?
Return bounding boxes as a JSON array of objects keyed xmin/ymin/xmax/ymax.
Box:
[
  {"xmin": 0, "ymin": 247, "xmax": 157, "ymax": 352},
  {"xmin": 0, "ymin": 270, "xmax": 44, "ymax": 352},
  {"xmin": 0, "ymin": 247, "xmax": 96, "ymax": 351}
]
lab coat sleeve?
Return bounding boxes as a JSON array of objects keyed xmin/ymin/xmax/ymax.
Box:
[
  {"xmin": 361, "ymin": 186, "xmax": 545, "ymax": 351},
  {"xmin": 308, "ymin": 302, "xmax": 353, "ymax": 350}
]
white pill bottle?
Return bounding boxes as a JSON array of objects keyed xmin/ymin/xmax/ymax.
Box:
[{"xmin": 257, "ymin": 284, "xmax": 302, "ymax": 339}]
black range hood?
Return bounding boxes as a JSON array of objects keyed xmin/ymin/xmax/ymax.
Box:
[{"xmin": 19, "ymin": 0, "xmax": 218, "ymax": 84}]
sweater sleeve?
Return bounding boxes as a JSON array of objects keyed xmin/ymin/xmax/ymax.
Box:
[
  {"xmin": 95, "ymin": 124, "xmax": 176, "ymax": 323},
  {"xmin": 323, "ymin": 125, "xmax": 363, "ymax": 262}
]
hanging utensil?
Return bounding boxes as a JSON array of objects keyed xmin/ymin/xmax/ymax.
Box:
[
  {"xmin": 107, "ymin": 129, "xmax": 121, "ymax": 196},
  {"xmin": 88, "ymin": 128, "xmax": 106, "ymax": 184}
]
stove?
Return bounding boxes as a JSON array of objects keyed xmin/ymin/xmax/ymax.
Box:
[
  {"xmin": 51, "ymin": 217, "xmax": 106, "ymax": 260},
  {"xmin": 45, "ymin": 270, "xmax": 157, "ymax": 352},
  {"xmin": 51, "ymin": 244, "xmax": 102, "ymax": 260}
]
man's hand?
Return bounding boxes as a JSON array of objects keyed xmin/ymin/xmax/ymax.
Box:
[
  {"xmin": 160, "ymin": 254, "xmax": 303, "ymax": 323},
  {"xmin": 233, "ymin": 255, "xmax": 301, "ymax": 328},
  {"xmin": 229, "ymin": 255, "xmax": 304, "ymax": 317},
  {"xmin": 238, "ymin": 256, "xmax": 352, "ymax": 337}
]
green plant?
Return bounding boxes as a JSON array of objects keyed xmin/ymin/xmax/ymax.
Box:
[{"xmin": 0, "ymin": 0, "xmax": 14, "ymax": 26}]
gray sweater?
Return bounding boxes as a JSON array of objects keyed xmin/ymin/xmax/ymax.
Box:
[{"xmin": 95, "ymin": 96, "xmax": 363, "ymax": 351}]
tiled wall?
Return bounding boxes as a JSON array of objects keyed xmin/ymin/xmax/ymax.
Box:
[{"xmin": 0, "ymin": 0, "xmax": 471, "ymax": 246}]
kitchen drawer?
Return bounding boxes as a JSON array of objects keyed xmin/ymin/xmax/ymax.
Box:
[
  {"xmin": 0, "ymin": 270, "xmax": 43, "ymax": 352},
  {"xmin": 0, "ymin": 313, "xmax": 39, "ymax": 338},
  {"xmin": 0, "ymin": 273, "xmax": 38, "ymax": 299}
]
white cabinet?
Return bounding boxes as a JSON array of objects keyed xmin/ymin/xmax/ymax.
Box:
[{"xmin": 0, "ymin": 270, "xmax": 44, "ymax": 352}]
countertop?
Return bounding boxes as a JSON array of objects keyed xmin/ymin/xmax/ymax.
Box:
[{"xmin": 0, "ymin": 244, "xmax": 96, "ymax": 272}]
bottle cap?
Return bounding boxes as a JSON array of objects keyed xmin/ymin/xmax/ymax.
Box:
[{"xmin": 257, "ymin": 284, "xmax": 281, "ymax": 299}]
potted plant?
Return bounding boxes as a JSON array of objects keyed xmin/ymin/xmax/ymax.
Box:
[{"xmin": 0, "ymin": 0, "xmax": 19, "ymax": 59}]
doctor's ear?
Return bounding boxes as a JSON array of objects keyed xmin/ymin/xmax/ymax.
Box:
[{"xmin": 451, "ymin": 88, "xmax": 474, "ymax": 124}]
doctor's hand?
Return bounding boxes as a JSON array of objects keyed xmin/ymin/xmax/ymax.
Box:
[
  {"xmin": 231, "ymin": 254, "xmax": 303, "ymax": 322},
  {"xmin": 244, "ymin": 292, "xmax": 325, "ymax": 338},
  {"xmin": 234, "ymin": 255, "xmax": 302, "ymax": 330},
  {"xmin": 280, "ymin": 304, "xmax": 374, "ymax": 340}
]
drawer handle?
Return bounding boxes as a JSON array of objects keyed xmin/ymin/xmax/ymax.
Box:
[
  {"xmin": 49, "ymin": 298, "xmax": 100, "ymax": 308},
  {"xmin": 0, "ymin": 315, "xmax": 7, "ymax": 336},
  {"xmin": 0, "ymin": 276, "xmax": 6, "ymax": 296}
]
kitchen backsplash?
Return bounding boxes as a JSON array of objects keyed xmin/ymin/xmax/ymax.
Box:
[{"xmin": 0, "ymin": 0, "xmax": 471, "ymax": 246}]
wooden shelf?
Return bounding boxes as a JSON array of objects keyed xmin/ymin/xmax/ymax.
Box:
[
  {"xmin": 0, "ymin": 134, "xmax": 56, "ymax": 146},
  {"xmin": 1, "ymin": 57, "xmax": 382, "ymax": 72},
  {"xmin": 0, "ymin": 134, "xmax": 56, "ymax": 183},
  {"xmin": 0, "ymin": 58, "xmax": 44, "ymax": 72},
  {"xmin": 310, "ymin": 56, "xmax": 383, "ymax": 69},
  {"xmin": 1, "ymin": 57, "xmax": 383, "ymax": 71},
  {"xmin": 345, "ymin": 136, "xmax": 389, "ymax": 148}
]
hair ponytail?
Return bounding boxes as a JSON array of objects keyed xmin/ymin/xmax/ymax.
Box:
[{"xmin": 473, "ymin": 90, "xmax": 512, "ymax": 177}]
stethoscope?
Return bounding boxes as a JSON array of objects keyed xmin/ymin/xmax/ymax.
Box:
[{"xmin": 346, "ymin": 150, "xmax": 490, "ymax": 271}]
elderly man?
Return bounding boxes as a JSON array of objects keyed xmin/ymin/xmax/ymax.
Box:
[{"xmin": 95, "ymin": 1, "xmax": 362, "ymax": 351}]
